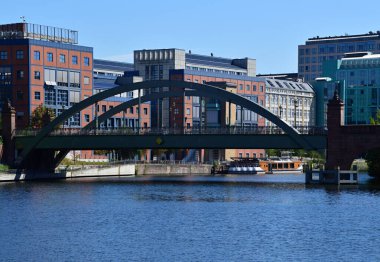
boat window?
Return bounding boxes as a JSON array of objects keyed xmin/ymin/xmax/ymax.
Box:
[
  {"xmin": 284, "ymin": 163, "xmax": 289, "ymax": 169},
  {"xmin": 278, "ymin": 163, "xmax": 283, "ymax": 169},
  {"xmin": 290, "ymin": 163, "xmax": 294, "ymax": 168}
]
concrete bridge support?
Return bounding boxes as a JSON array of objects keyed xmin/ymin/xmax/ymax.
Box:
[
  {"xmin": 326, "ymin": 92, "xmax": 380, "ymax": 170},
  {"xmin": 1, "ymin": 100, "xmax": 16, "ymax": 167}
]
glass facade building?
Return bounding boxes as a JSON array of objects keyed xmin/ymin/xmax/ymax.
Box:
[
  {"xmin": 317, "ymin": 53, "xmax": 380, "ymax": 125},
  {"xmin": 299, "ymin": 32, "xmax": 380, "ymax": 82}
]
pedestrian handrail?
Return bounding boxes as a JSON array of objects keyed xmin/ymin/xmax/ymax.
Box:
[{"xmin": 15, "ymin": 126, "xmax": 328, "ymax": 137}]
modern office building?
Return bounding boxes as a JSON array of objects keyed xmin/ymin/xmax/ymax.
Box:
[
  {"xmin": 314, "ymin": 52, "xmax": 380, "ymax": 125},
  {"xmin": 131, "ymin": 48, "xmax": 265, "ymax": 161},
  {"xmin": 264, "ymin": 78, "xmax": 315, "ymax": 128},
  {"xmin": 93, "ymin": 59, "xmax": 150, "ymax": 130},
  {"xmin": 298, "ymin": 31, "xmax": 380, "ymax": 82},
  {"xmin": 0, "ymin": 22, "xmax": 93, "ymax": 129}
]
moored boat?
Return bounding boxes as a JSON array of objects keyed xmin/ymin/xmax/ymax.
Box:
[
  {"xmin": 259, "ymin": 157, "xmax": 303, "ymax": 174},
  {"xmin": 228, "ymin": 158, "xmax": 265, "ymax": 175}
]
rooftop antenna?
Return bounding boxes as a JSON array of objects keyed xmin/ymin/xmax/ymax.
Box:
[{"xmin": 20, "ymin": 16, "xmax": 26, "ymax": 23}]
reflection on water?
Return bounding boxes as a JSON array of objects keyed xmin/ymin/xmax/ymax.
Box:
[{"xmin": 1, "ymin": 174, "xmax": 380, "ymax": 261}]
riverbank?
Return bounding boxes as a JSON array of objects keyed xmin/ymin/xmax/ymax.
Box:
[{"xmin": 0, "ymin": 163, "xmax": 213, "ymax": 182}]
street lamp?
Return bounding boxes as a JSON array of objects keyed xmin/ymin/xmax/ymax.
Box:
[{"xmin": 279, "ymin": 105, "xmax": 283, "ymax": 118}]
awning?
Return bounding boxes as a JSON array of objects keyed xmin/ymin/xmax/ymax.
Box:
[{"xmin": 45, "ymin": 81, "xmax": 57, "ymax": 86}]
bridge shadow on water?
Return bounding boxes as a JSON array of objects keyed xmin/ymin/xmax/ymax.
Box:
[{"xmin": 51, "ymin": 173, "xmax": 380, "ymax": 193}]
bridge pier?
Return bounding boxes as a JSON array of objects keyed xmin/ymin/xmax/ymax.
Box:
[
  {"xmin": 325, "ymin": 89, "xmax": 380, "ymax": 171},
  {"xmin": 1, "ymin": 100, "xmax": 16, "ymax": 167}
]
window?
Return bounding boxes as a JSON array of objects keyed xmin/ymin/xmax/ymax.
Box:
[
  {"xmin": 17, "ymin": 70, "xmax": 24, "ymax": 79},
  {"xmin": 130, "ymin": 107, "xmax": 134, "ymax": 114},
  {"xmin": 246, "ymin": 85, "xmax": 250, "ymax": 91},
  {"xmin": 69, "ymin": 71, "xmax": 80, "ymax": 87},
  {"xmin": 57, "ymin": 71, "xmax": 68, "ymax": 86},
  {"xmin": 44, "ymin": 69, "xmax": 56, "ymax": 82},
  {"xmin": 239, "ymin": 84, "xmax": 243, "ymax": 90},
  {"xmin": 260, "ymin": 85, "xmax": 263, "ymax": 92},
  {"xmin": 72, "ymin": 55, "xmax": 78, "ymax": 65},
  {"xmin": 0, "ymin": 51, "xmax": 7, "ymax": 60},
  {"xmin": 47, "ymin": 52, "xmax": 53, "ymax": 62},
  {"xmin": 34, "ymin": 71, "xmax": 40, "ymax": 80},
  {"xmin": 59, "ymin": 54, "xmax": 66, "ymax": 63},
  {"xmin": 85, "ymin": 114, "xmax": 90, "ymax": 122},
  {"xmin": 57, "ymin": 90, "xmax": 68, "ymax": 106},
  {"xmin": 84, "ymin": 57, "xmax": 90, "ymax": 66},
  {"xmin": 16, "ymin": 50, "xmax": 24, "ymax": 59},
  {"xmin": 239, "ymin": 153, "xmax": 243, "ymax": 158},
  {"xmin": 44, "ymin": 88, "xmax": 56, "ymax": 105},
  {"xmin": 186, "ymin": 108, "xmax": 190, "ymax": 115},
  {"xmin": 246, "ymin": 153, "xmax": 249, "ymax": 158},
  {"xmin": 102, "ymin": 105, "xmax": 106, "ymax": 112},
  {"xmin": 253, "ymin": 85, "xmax": 257, "ymax": 91},
  {"xmin": 0, "ymin": 67, "xmax": 12, "ymax": 86},
  {"xmin": 84, "ymin": 76, "xmax": 90, "ymax": 85},
  {"xmin": 34, "ymin": 91, "xmax": 40, "ymax": 100},
  {"xmin": 69, "ymin": 91, "xmax": 80, "ymax": 106},
  {"xmin": 34, "ymin": 51, "xmax": 40, "ymax": 60},
  {"xmin": 144, "ymin": 108, "xmax": 148, "ymax": 115}
]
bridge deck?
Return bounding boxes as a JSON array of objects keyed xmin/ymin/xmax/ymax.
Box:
[{"xmin": 16, "ymin": 129, "xmax": 327, "ymax": 150}]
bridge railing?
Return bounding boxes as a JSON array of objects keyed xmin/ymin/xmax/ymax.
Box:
[{"xmin": 15, "ymin": 126, "xmax": 327, "ymax": 137}]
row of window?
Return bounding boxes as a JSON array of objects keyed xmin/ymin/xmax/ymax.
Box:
[
  {"xmin": 238, "ymin": 83, "xmax": 264, "ymax": 92},
  {"xmin": 0, "ymin": 50, "xmax": 25, "ymax": 60},
  {"xmin": 299, "ymin": 42, "xmax": 380, "ymax": 56},
  {"xmin": 238, "ymin": 152, "xmax": 264, "ymax": 158},
  {"xmin": 43, "ymin": 88, "xmax": 80, "ymax": 107},
  {"xmin": 0, "ymin": 50, "xmax": 90, "ymax": 67},
  {"xmin": 34, "ymin": 50, "xmax": 90, "ymax": 66},
  {"xmin": 185, "ymin": 66, "xmax": 247, "ymax": 76},
  {"xmin": 96, "ymin": 104, "xmax": 149, "ymax": 115}
]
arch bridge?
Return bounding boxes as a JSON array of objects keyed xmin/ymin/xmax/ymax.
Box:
[{"xmin": 10, "ymin": 79, "xmax": 327, "ymax": 171}]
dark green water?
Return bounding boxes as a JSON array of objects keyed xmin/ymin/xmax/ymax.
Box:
[{"xmin": 1, "ymin": 174, "xmax": 380, "ymax": 261}]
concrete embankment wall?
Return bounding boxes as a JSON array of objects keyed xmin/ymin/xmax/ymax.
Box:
[
  {"xmin": 66, "ymin": 164, "xmax": 135, "ymax": 178},
  {"xmin": 136, "ymin": 164, "xmax": 212, "ymax": 176},
  {"xmin": 0, "ymin": 164, "xmax": 135, "ymax": 182}
]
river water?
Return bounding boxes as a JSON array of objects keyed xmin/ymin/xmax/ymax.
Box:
[{"xmin": 1, "ymin": 174, "xmax": 380, "ymax": 261}]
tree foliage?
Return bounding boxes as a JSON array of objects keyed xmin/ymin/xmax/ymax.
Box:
[
  {"xmin": 370, "ymin": 109, "xmax": 380, "ymax": 125},
  {"xmin": 30, "ymin": 105, "xmax": 55, "ymax": 128},
  {"xmin": 366, "ymin": 147, "xmax": 380, "ymax": 178}
]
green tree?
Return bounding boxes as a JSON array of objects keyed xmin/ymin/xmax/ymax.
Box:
[
  {"xmin": 30, "ymin": 105, "xmax": 55, "ymax": 128},
  {"xmin": 365, "ymin": 147, "xmax": 380, "ymax": 178},
  {"xmin": 266, "ymin": 149, "xmax": 280, "ymax": 157},
  {"xmin": 370, "ymin": 109, "xmax": 380, "ymax": 125}
]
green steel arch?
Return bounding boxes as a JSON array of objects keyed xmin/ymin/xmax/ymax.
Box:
[{"xmin": 19, "ymin": 79, "xmax": 309, "ymax": 167}]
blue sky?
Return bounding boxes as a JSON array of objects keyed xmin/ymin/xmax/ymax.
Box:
[{"xmin": 2, "ymin": 0, "xmax": 380, "ymax": 74}]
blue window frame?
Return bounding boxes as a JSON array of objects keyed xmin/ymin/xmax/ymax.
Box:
[
  {"xmin": 60, "ymin": 54, "xmax": 65, "ymax": 63},
  {"xmin": 72, "ymin": 56, "xmax": 78, "ymax": 65},
  {"xmin": 84, "ymin": 57, "xmax": 90, "ymax": 66},
  {"xmin": 0, "ymin": 51, "xmax": 7, "ymax": 60},
  {"xmin": 57, "ymin": 89, "xmax": 68, "ymax": 106},
  {"xmin": 16, "ymin": 50, "xmax": 24, "ymax": 60},
  {"xmin": 44, "ymin": 88, "xmax": 56, "ymax": 105},
  {"xmin": 47, "ymin": 52, "xmax": 53, "ymax": 62},
  {"xmin": 34, "ymin": 51, "xmax": 40, "ymax": 60}
]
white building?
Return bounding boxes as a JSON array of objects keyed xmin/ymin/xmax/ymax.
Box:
[{"xmin": 264, "ymin": 78, "xmax": 315, "ymax": 128}]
